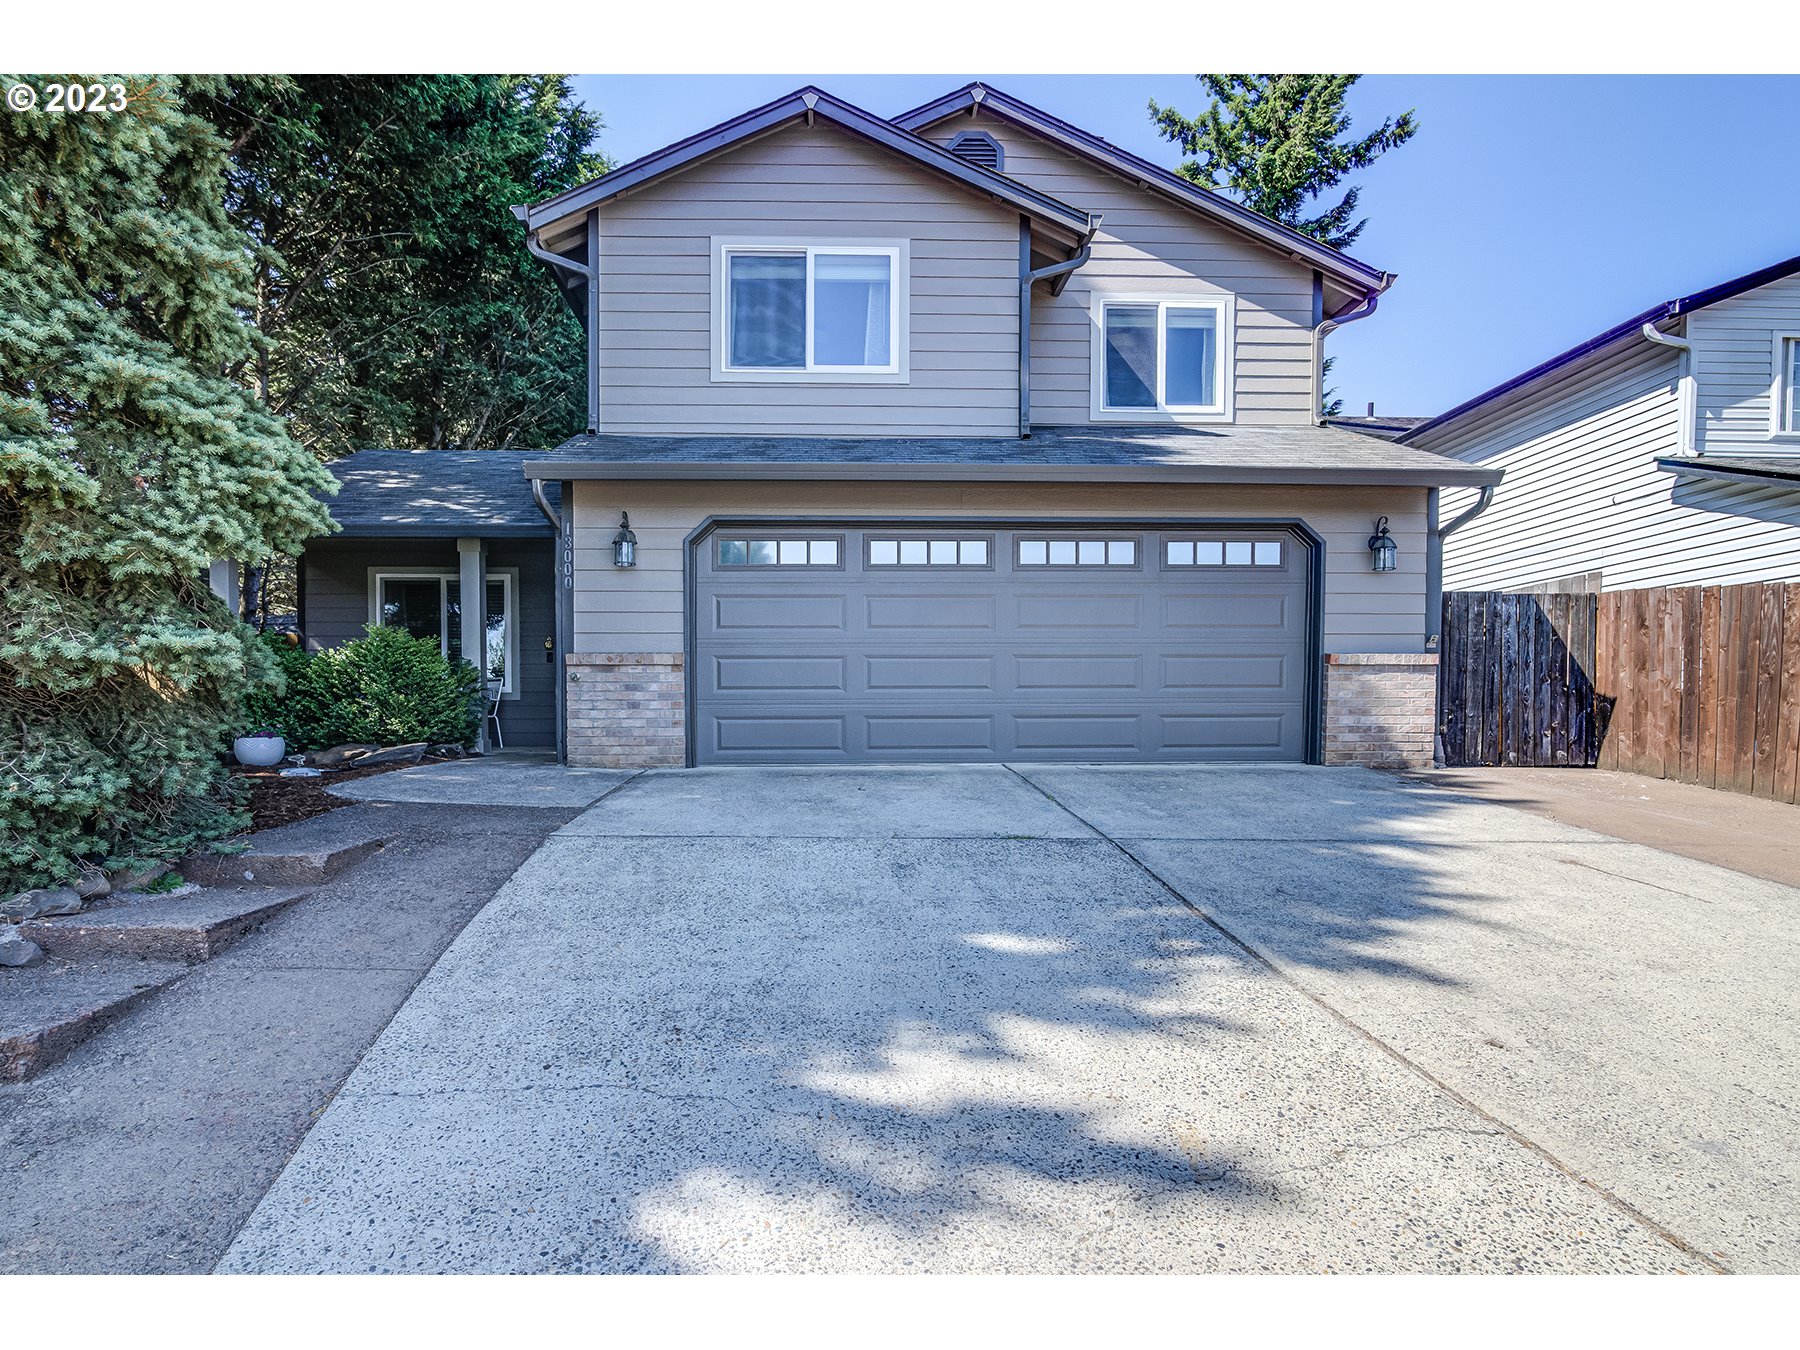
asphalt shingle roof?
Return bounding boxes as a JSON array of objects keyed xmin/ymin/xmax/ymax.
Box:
[
  {"xmin": 320, "ymin": 450, "xmax": 558, "ymax": 537},
  {"xmin": 534, "ymin": 425, "xmax": 1497, "ymax": 485}
]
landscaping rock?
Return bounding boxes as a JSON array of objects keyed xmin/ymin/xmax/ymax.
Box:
[
  {"xmin": 355, "ymin": 742, "xmax": 427, "ymax": 769},
  {"xmin": 108, "ymin": 861, "xmax": 170, "ymax": 893},
  {"xmin": 74, "ymin": 867, "xmax": 112, "ymax": 902},
  {"xmin": 0, "ymin": 927, "xmax": 46, "ymax": 967},
  {"xmin": 279, "ymin": 766, "xmax": 324, "ymax": 778},
  {"xmin": 303, "ymin": 743, "xmax": 380, "ymax": 769},
  {"xmin": 2, "ymin": 887, "xmax": 84, "ymax": 922},
  {"xmin": 426, "ymin": 743, "xmax": 466, "ymax": 759}
]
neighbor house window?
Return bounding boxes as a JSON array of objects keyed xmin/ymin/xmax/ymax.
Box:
[
  {"xmin": 1776, "ymin": 334, "xmax": 1800, "ymax": 435},
  {"xmin": 722, "ymin": 244, "xmax": 901, "ymax": 374},
  {"xmin": 1092, "ymin": 297, "xmax": 1232, "ymax": 420},
  {"xmin": 371, "ymin": 570, "xmax": 516, "ymax": 694}
]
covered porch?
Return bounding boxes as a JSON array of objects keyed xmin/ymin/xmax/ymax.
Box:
[{"xmin": 298, "ymin": 451, "xmax": 565, "ymax": 754}]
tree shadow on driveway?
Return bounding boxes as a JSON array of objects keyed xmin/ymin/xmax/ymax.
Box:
[{"xmin": 217, "ymin": 768, "xmax": 1704, "ymax": 1274}]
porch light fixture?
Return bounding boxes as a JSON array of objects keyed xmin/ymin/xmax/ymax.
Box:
[
  {"xmin": 612, "ymin": 512, "xmax": 637, "ymax": 568},
  {"xmin": 1367, "ymin": 516, "xmax": 1397, "ymax": 573}
]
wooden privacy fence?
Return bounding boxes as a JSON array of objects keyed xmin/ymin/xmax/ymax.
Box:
[
  {"xmin": 1439, "ymin": 592, "xmax": 1599, "ymax": 768},
  {"xmin": 1440, "ymin": 583, "xmax": 1800, "ymax": 802}
]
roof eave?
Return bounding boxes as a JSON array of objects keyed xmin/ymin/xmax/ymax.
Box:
[
  {"xmin": 523, "ymin": 86, "xmax": 1092, "ymax": 240},
  {"xmin": 521, "ymin": 459, "xmax": 1500, "ymax": 488},
  {"xmin": 892, "ymin": 83, "xmax": 1391, "ymax": 297},
  {"xmin": 1654, "ymin": 457, "xmax": 1800, "ymax": 489}
]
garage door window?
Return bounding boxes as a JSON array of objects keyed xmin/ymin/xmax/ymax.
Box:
[
  {"xmin": 1017, "ymin": 538, "xmax": 1138, "ymax": 567},
  {"xmin": 868, "ymin": 538, "xmax": 990, "ymax": 567},
  {"xmin": 1165, "ymin": 538, "xmax": 1283, "ymax": 567},
  {"xmin": 717, "ymin": 538, "xmax": 841, "ymax": 567}
]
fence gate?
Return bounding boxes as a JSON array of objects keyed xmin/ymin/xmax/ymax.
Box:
[{"xmin": 1439, "ymin": 591, "xmax": 1599, "ymax": 767}]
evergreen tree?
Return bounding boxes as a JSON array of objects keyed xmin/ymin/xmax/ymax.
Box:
[
  {"xmin": 194, "ymin": 75, "xmax": 609, "ymax": 459},
  {"xmin": 1149, "ymin": 75, "xmax": 1417, "ymax": 251},
  {"xmin": 0, "ymin": 75, "xmax": 335, "ymax": 888}
]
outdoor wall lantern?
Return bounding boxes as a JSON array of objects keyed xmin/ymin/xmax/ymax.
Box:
[
  {"xmin": 612, "ymin": 512, "xmax": 637, "ymax": 568},
  {"xmin": 1367, "ymin": 516, "xmax": 1398, "ymax": 573}
]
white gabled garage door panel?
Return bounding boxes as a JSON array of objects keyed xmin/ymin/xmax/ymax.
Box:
[{"xmin": 692, "ymin": 526, "xmax": 1312, "ymax": 763}]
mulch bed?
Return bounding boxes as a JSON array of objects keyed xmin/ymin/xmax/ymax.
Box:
[{"xmin": 233, "ymin": 755, "xmax": 460, "ymax": 832}]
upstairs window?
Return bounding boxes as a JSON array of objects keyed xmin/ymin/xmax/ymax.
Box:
[
  {"xmin": 1093, "ymin": 297, "xmax": 1232, "ymax": 421},
  {"xmin": 723, "ymin": 244, "xmax": 900, "ymax": 374}
]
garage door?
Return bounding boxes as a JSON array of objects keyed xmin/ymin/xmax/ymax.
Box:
[{"xmin": 691, "ymin": 524, "xmax": 1315, "ymax": 764}]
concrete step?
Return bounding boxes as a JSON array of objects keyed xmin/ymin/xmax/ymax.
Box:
[
  {"xmin": 180, "ymin": 835, "xmax": 387, "ymax": 888},
  {"xmin": 2, "ymin": 956, "xmax": 188, "ymax": 1082},
  {"xmin": 19, "ymin": 885, "xmax": 313, "ymax": 964}
]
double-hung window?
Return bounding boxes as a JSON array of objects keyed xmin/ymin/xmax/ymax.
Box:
[
  {"xmin": 1775, "ymin": 333, "xmax": 1800, "ymax": 437},
  {"xmin": 371, "ymin": 570, "xmax": 516, "ymax": 694},
  {"xmin": 1092, "ymin": 296, "xmax": 1232, "ymax": 421},
  {"xmin": 720, "ymin": 243, "xmax": 902, "ymax": 376}
]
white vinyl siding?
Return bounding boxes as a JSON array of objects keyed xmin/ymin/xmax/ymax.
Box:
[
  {"xmin": 1690, "ymin": 272, "xmax": 1800, "ymax": 453},
  {"xmin": 594, "ymin": 122, "xmax": 1019, "ymax": 436},
  {"xmin": 567, "ymin": 479, "xmax": 1429, "ymax": 656},
  {"xmin": 1419, "ymin": 339, "xmax": 1800, "ymax": 592},
  {"xmin": 922, "ymin": 113, "xmax": 1319, "ymax": 428}
]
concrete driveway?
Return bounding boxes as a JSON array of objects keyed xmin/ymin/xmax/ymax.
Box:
[{"xmin": 219, "ymin": 764, "xmax": 1798, "ymax": 1274}]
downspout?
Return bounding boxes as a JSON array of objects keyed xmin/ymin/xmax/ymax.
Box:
[
  {"xmin": 1429, "ymin": 481, "xmax": 1495, "ymax": 765},
  {"xmin": 1641, "ymin": 322, "xmax": 1696, "ymax": 455},
  {"xmin": 531, "ymin": 477, "xmax": 561, "ymax": 533},
  {"xmin": 1314, "ymin": 279, "xmax": 1394, "ymax": 425},
  {"xmin": 512, "ymin": 205, "xmax": 598, "ymax": 433},
  {"xmin": 1428, "ymin": 483, "xmax": 1496, "ymax": 638},
  {"xmin": 529, "ymin": 474, "xmax": 574, "ymax": 766},
  {"xmin": 1018, "ymin": 216, "xmax": 1099, "ymax": 438}
]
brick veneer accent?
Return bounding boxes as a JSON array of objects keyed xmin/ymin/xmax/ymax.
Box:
[
  {"xmin": 565, "ymin": 652, "xmax": 685, "ymax": 768},
  {"xmin": 1321, "ymin": 652, "xmax": 1438, "ymax": 769}
]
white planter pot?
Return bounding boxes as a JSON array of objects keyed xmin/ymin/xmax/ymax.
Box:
[{"xmin": 233, "ymin": 735, "xmax": 287, "ymax": 767}]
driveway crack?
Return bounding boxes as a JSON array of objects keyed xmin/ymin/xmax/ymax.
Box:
[{"xmin": 999, "ymin": 764, "xmax": 1731, "ymax": 1275}]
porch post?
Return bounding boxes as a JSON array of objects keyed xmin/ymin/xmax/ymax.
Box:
[
  {"xmin": 457, "ymin": 537, "xmax": 488, "ymax": 753},
  {"xmin": 207, "ymin": 559, "xmax": 240, "ymax": 618}
]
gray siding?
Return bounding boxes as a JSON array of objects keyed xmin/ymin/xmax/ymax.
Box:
[
  {"xmin": 1691, "ymin": 271, "xmax": 1800, "ymax": 455},
  {"xmin": 301, "ymin": 537, "xmax": 557, "ymax": 748},
  {"xmin": 566, "ymin": 479, "xmax": 1430, "ymax": 657},
  {"xmin": 1418, "ymin": 338, "xmax": 1800, "ymax": 591},
  {"xmin": 594, "ymin": 122, "xmax": 1021, "ymax": 436},
  {"xmin": 923, "ymin": 112, "xmax": 1319, "ymax": 428}
]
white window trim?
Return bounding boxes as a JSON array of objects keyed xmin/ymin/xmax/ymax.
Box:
[
  {"xmin": 711, "ymin": 237, "xmax": 909, "ymax": 384},
  {"xmin": 367, "ymin": 568, "xmax": 519, "ymax": 697},
  {"xmin": 1769, "ymin": 331, "xmax": 1800, "ymax": 439},
  {"xmin": 1088, "ymin": 293, "xmax": 1235, "ymax": 424}
]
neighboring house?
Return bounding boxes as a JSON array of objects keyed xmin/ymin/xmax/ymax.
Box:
[
  {"xmin": 1406, "ymin": 253, "xmax": 1800, "ymax": 595},
  {"xmin": 301, "ymin": 83, "xmax": 1495, "ymax": 767}
]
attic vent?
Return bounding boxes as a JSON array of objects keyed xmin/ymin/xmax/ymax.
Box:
[{"xmin": 946, "ymin": 130, "xmax": 1004, "ymax": 173}]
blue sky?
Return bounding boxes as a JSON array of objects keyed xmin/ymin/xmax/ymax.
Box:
[{"xmin": 568, "ymin": 74, "xmax": 1800, "ymax": 419}]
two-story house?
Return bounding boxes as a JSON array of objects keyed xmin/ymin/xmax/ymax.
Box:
[
  {"xmin": 300, "ymin": 83, "xmax": 1497, "ymax": 768},
  {"xmin": 1407, "ymin": 252, "xmax": 1800, "ymax": 595}
]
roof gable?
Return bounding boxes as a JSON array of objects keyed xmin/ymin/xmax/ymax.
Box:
[
  {"xmin": 892, "ymin": 82, "xmax": 1391, "ymax": 304},
  {"xmin": 522, "ymin": 86, "xmax": 1093, "ymax": 245}
]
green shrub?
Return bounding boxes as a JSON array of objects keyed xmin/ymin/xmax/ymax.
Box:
[{"xmin": 245, "ymin": 627, "xmax": 480, "ymax": 752}]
